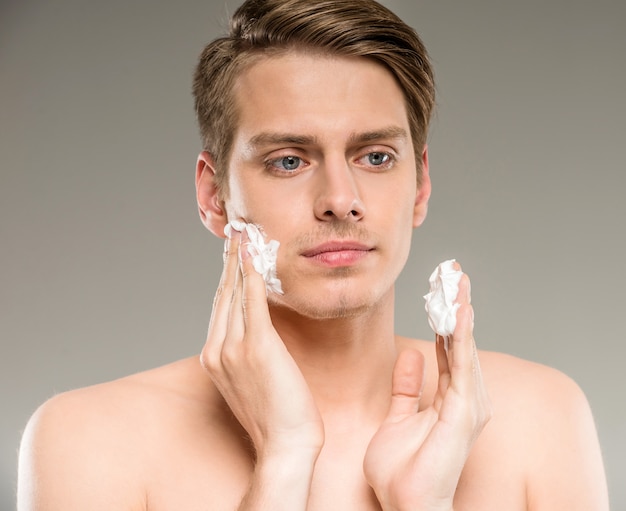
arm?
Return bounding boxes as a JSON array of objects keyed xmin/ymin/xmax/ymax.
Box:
[
  {"xmin": 525, "ymin": 369, "xmax": 609, "ymax": 510},
  {"xmin": 17, "ymin": 392, "xmax": 146, "ymax": 511},
  {"xmin": 201, "ymin": 227, "xmax": 324, "ymax": 511}
]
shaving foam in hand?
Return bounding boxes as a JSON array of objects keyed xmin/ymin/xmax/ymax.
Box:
[
  {"xmin": 224, "ymin": 220, "xmax": 283, "ymax": 295},
  {"xmin": 423, "ymin": 259, "xmax": 463, "ymax": 337}
]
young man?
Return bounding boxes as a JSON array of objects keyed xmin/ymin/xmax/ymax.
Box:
[{"xmin": 18, "ymin": 0, "xmax": 608, "ymax": 509}]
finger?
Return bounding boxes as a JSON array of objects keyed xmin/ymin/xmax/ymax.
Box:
[
  {"xmin": 202, "ymin": 230, "xmax": 242, "ymax": 365},
  {"xmin": 225, "ymin": 242, "xmax": 245, "ymax": 344},
  {"xmin": 449, "ymin": 272, "xmax": 477, "ymax": 395},
  {"xmin": 239, "ymin": 229, "xmax": 273, "ymax": 330},
  {"xmin": 386, "ymin": 349, "xmax": 425, "ymax": 422},
  {"xmin": 449, "ymin": 273, "xmax": 492, "ymax": 428},
  {"xmin": 434, "ymin": 261, "xmax": 468, "ymax": 404},
  {"xmin": 434, "ymin": 334, "xmax": 451, "ymax": 410}
]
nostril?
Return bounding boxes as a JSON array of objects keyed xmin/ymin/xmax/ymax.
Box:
[{"xmin": 317, "ymin": 199, "xmax": 365, "ymax": 221}]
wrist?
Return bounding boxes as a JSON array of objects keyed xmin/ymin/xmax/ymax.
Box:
[
  {"xmin": 239, "ymin": 448, "xmax": 321, "ymax": 511},
  {"xmin": 256, "ymin": 448, "xmax": 318, "ymax": 477},
  {"xmin": 257, "ymin": 426, "xmax": 324, "ymax": 460}
]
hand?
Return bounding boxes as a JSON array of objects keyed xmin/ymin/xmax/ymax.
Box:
[
  {"xmin": 200, "ymin": 228, "xmax": 324, "ymax": 460},
  {"xmin": 363, "ymin": 265, "xmax": 492, "ymax": 511}
]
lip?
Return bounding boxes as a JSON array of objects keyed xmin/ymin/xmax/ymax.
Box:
[{"xmin": 301, "ymin": 240, "xmax": 373, "ymax": 267}]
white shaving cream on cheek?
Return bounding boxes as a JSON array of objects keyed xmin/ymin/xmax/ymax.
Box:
[
  {"xmin": 423, "ymin": 259, "xmax": 463, "ymax": 337},
  {"xmin": 224, "ymin": 220, "xmax": 283, "ymax": 295}
]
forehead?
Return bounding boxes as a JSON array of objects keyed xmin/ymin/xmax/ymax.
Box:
[{"xmin": 231, "ymin": 52, "xmax": 410, "ymax": 145}]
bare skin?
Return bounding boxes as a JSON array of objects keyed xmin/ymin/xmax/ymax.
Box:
[
  {"xmin": 18, "ymin": 344, "xmax": 608, "ymax": 510},
  {"xmin": 18, "ymin": 53, "xmax": 608, "ymax": 510}
]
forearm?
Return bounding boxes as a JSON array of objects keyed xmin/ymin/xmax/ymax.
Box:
[{"xmin": 237, "ymin": 449, "xmax": 319, "ymax": 511}]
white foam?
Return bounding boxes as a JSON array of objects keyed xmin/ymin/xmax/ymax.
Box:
[
  {"xmin": 224, "ymin": 220, "xmax": 283, "ymax": 295},
  {"xmin": 423, "ymin": 259, "xmax": 462, "ymax": 337}
]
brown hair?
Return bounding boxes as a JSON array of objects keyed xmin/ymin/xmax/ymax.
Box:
[{"xmin": 193, "ymin": 0, "xmax": 435, "ymax": 196}]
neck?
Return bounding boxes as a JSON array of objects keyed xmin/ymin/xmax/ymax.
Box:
[{"xmin": 269, "ymin": 289, "xmax": 398, "ymax": 427}]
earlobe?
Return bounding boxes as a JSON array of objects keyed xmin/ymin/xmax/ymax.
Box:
[
  {"xmin": 413, "ymin": 145, "xmax": 431, "ymax": 228},
  {"xmin": 196, "ymin": 151, "xmax": 227, "ymax": 238}
]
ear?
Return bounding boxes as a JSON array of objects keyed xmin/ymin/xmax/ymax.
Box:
[
  {"xmin": 413, "ymin": 145, "xmax": 431, "ymax": 228},
  {"xmin": 196, "ymin": 151, "xmax": 228, "ymax": 238}
]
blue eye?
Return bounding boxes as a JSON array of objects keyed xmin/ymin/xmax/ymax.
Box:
[
  {"xmin": 367, "ymin": 152, "xmax": 390, "ymax": 166},
  {"xmin": 355, "ymin": 150, "xmax": 395, "ymax": 171},
  {"xmin": 277, "ymin": 156, "xmax": 301, "ymax": 171},
  {"xmin": 264, "ymin": 154, "xmax": 307, "ymax": 175}
]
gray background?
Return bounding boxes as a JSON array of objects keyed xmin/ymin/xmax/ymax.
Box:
[{"xmin": 1, "ymin": 0, "xmax": 624, "ymax": 508}]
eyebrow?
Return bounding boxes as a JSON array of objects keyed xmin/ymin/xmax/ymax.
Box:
[
  {"xmin": 349, "ymin": 126, "xmax": 408, "ymax": 144},
  {"xmin": 248, "ymin": 132, "xmax": 318, "ymax": 149},
  {"xmin": 247, "ymin": 126, "xmax": 408, "ymax": 150}
]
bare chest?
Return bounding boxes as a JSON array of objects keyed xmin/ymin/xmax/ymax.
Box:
[{"xmin": 143, "ymin": 424, "xmax": 527, "ymax": 511}]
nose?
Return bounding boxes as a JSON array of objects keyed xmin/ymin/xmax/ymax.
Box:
[{"xmin": 313, "ymin": 159, "xmax": 365, "ymax": 222}]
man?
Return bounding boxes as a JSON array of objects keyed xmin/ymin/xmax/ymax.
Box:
[{"xmin": 18, "ymin": 0, "xmax": 608, "ymax": 509}]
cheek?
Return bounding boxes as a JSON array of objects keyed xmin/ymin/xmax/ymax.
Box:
[
  {"xmin": 371, "ymin": 178, "xmax": 416, "ymax": 221},
  {"xmin": 382, "ymin": 186, "xmax": 418, "ymax": 248},
  {"xmin": 225, "ymin": 192, "xmax": 298, "ymax": 245},
  {"xmin": 224, "ymin": 175, "xmax": 265, "ymax": 222}
]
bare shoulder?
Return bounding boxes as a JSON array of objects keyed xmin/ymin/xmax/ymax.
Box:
[
  {"xmin": 17, "ymin": 357, "xmax": 239, "ymax": 510},
  {"xmin": 478, "ymin": 348, "xmax": 587, "ymax": 407},
  {"xmin": 20, "ymin": 356, "xmax": 215, "ymax": 450},
  {"xmin": 399, "ymin": 336, "xmax": 593, "ymax": 420},
  {"xmin": 479, "ymin": 349, "xmax": 609, "ymax": 509}
]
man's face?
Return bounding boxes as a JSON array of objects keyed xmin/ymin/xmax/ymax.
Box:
[{"xmin": 218, "ymin": 52, "xmax": 430, "ymax": 319}]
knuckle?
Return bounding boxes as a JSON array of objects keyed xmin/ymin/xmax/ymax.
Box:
[
  {"xmin": 213, "ymin": 284, "xmax": 226, "ymax": 306},
  {"xmin": 239, "ymin": 264, "xmax": 253, "ymax": 280},
  {"xmin": 215, "ymin": 283, "xmax": 226, "ymax": 298},
  {"xmin": 455, "ymin": 397, "xmax": 489, "ymax": 433},
  {"xmin": 200, "ymin": 346, "xmax": 220, "ymax": 373},
  {"xmin": 215, "ymin": 280, "xmax": 236, "ymax": 308},
  {"xmin": 471, "ymin": 401, "xmax": 492, "ymax": 431},
  {"xmin": 220, "ymin": 341, "xmax": 239, "ymax": 366},
  {"xmin": 241, "ymin": 295, "xmax": 254, "ymax": 313},
  {"xmin": 225, "ymin": 247, "xmax": 238, "ymax": 261}
]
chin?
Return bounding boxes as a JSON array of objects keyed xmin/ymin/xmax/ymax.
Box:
[{"xmin": 267, "ymin": 284, "xmax": 387, "ymax": 321}]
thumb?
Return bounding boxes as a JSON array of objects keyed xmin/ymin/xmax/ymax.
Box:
[{"xmin": 386, "ymin": 348, "xmax": 426, "ymax": 422}]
